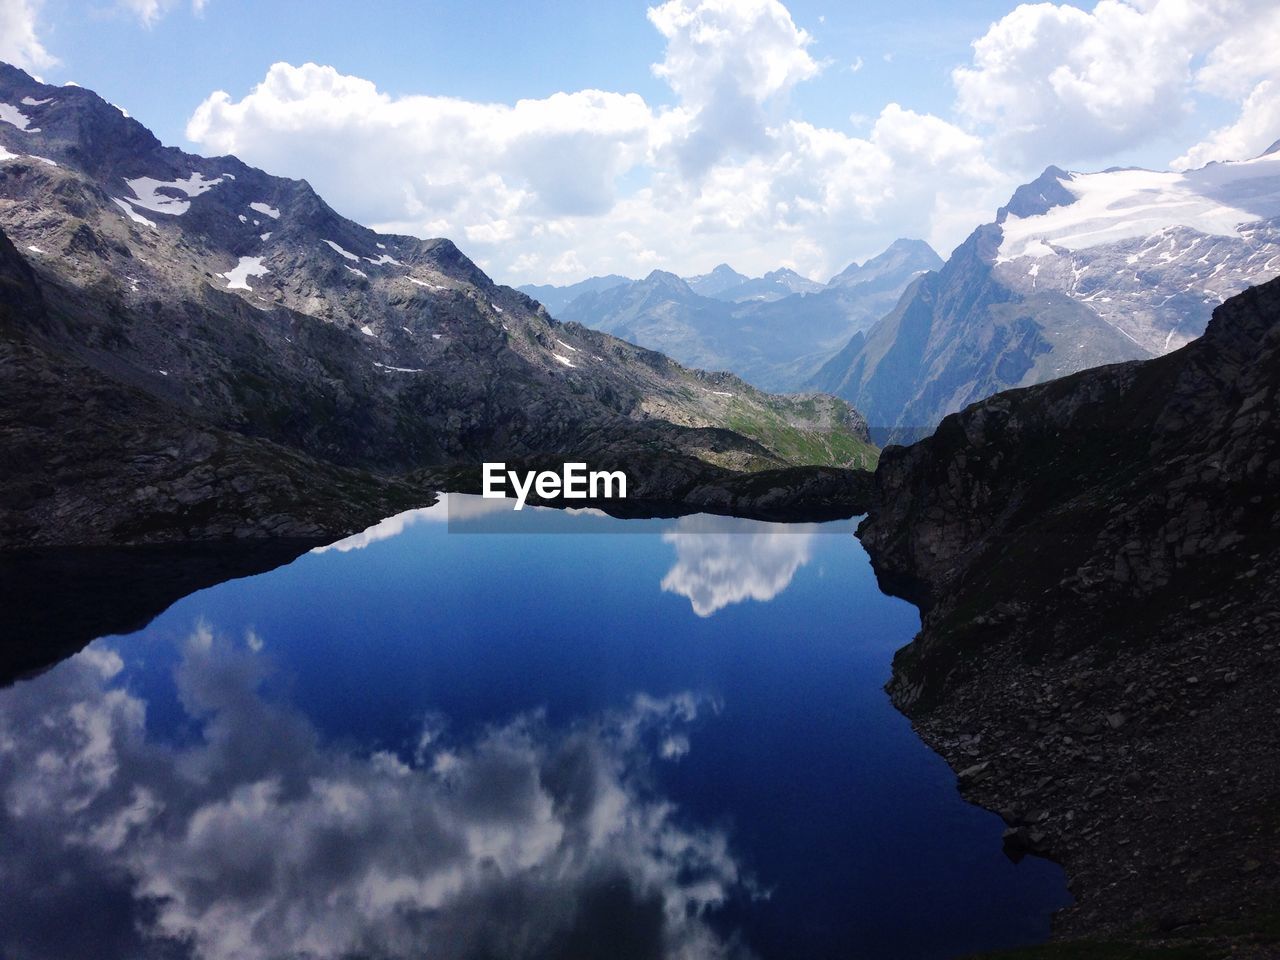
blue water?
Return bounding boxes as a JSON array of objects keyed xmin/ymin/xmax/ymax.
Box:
[{"xmin": 0, "ymin": 497, "xmax": 1069, "ymax": 960}]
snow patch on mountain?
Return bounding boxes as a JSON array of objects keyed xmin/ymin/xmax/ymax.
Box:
[
  {"xmin": 0, "ymin": 102, "xmax": 37, "ymax": 131},
  {"xmin": 122, "ymin": 173, "xmax": 224, "ymax": 216},
  {"xmin": 999, "ymin": 154, "xmax": 1280, "ymax": 261},
  {"xmin": 219, "ymin": 256, "xmax": 269, "ymax": 291},
  {"xmin": 112, "ymin": 198, "xmax": 157, "ymax": 229},
  {"xmin": 323, "ymin": 239, "xmax": 359, "ymax": 261},
  {"xmin": 249, "ymin": 202, "xmax": 280, "ymax": 219}
]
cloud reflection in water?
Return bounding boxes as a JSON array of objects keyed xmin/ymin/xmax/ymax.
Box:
[
  {"xmin": 0, "ymin": 627, "xmax": 751, "ymax": 960},
  {"xmin": 660, "ymin": 517, "xmax": 817, "ymax": 617}
]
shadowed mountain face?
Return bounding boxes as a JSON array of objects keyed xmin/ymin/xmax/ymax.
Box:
[
  {"xmin": 0, "ymin": 63, "xmax": 876, "ymax": 549},
  {"xmin": 858, "ymin": 276, "xmax": 1280, "ymax": 942},
  {"xmin": 814, "ymin": 158, "xmax": 1280, "ymax": 437},
  {"xmin": 536, "ymin": 239, "xmax": 940, "ymax": 392}
]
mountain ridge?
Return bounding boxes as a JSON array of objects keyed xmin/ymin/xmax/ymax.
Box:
[
  {"xmin": 0, "ymin": 63, "xmax": 877, "ymax": 550},
  {"xmin": 531, "ymin": 238, "xmax": 940, "ymax": 392},
  {"xmin": 814, "ymin": 151, "xmax": 1280, "ymax": 436}
]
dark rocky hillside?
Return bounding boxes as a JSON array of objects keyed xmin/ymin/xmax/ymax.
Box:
[
  {"xmin": 0, "ymin": 63, "xmax": 875, "ymax": 550},
  {"xmin": 859, "ymin": 276, "xmax": 1280, "ymax": 948}
]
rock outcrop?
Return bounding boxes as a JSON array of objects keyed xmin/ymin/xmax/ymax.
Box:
[{"xmin": 859, "ymin": 276, "xmax": 1280, "ymax": 944}]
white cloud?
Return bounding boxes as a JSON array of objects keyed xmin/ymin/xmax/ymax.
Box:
[
  {"xmin": 955, "ymin": 0, "xmax": 1203, "ymax": 164},
  {"xmin": 0, "ymin": 0, "xmax": 56, "ymax": 72},
  {"xmin": 183, "ymin": 0, "xmax": 1010, "ymax": 284},
  {"xmin": 954, "ymin": 0, "xmax": 1280, "ymax": 169},
  {"xmin": 1175, "ymin": 6, "xmax": 1280, "ymax": 166},
  {"xmin": 187, "ymin": 62, "xmax": 654, "ymax": 225},
  {"xmin": 648, "ymin": 0, "xmax": 820, "ymax": 173},
  {"xmin": 1174, "ymin": 79, "xmax": 1280, "ymax": 169},
  {"xmin": 0, "ymin": 630, "xmax": 747, "ymax": 960},
  {"xmin": 1192, "ymin": 5, "xmax": 1280, "ymax": 99}
]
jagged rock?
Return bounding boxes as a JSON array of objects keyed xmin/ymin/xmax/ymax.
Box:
[{"xmin": 858, "ymin": 276, "xmax": 1280, "ymax": 939}]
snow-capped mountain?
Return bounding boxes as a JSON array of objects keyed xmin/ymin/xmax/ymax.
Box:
[
  {"xmin": 996, "ymin": 152, "xmax": 1280, "ymax": 353},
  {"xmin": 814, "ymin": 148, "xmax": 1280, "ymax": 435}
]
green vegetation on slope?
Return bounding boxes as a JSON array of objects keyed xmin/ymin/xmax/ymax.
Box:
[{"xmin": 722, "ymin": 395, "xmax": 879, "ymax": 470}]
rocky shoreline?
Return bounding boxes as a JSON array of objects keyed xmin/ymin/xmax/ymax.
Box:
[{"xmin": 859, "ymin": 278, "xmax": 1280, "ymax": 951}]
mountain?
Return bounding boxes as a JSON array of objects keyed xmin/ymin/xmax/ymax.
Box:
[
  {"xmin": 516, "ymin": 273, "xmax": 631, "ymax": 314},
  {"xmin": 0, "ymin": 63, "xmax": 877, "ymax": 549},
  {"xmin": 814, "ymin": 155, "xmax": 1280, "ymax": 436},
  {"xmin": 859, "ymin": 276, "xmax": 1280, "ymax": 945},
  {"xmin": 708, "ymin": 267, "xmax": 826, "ymax": 303},
  {"xmin": 684, "ymin": 262, "xmax": 750, "ymax": 298},
  {"xmin": 545, "ymin": 240, "xmax": 939, "ymax": 391},
  {"xmin": 826, "ymin": 238, "xmax": 942, "ymax": 291}
]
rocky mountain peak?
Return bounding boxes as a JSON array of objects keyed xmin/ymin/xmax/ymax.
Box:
[
  {"xmin": 641, "ymin": 268, "xmax": 692, "ymax": 292},
  {"xmin": 826, "ymin": 237, "xmax": 942, "ymax": 289},
  {"xmin": 684, "ymin": 262, "xmax": 750, "ymax": 298},
  {"xmin": 995, "ymin": 165, "xmax": 1074, "ymax": 223}
]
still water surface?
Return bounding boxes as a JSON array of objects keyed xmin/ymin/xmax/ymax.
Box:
[{"xmin": 0, "ymin": 496, "xmax": 1068, "ymax": 959}]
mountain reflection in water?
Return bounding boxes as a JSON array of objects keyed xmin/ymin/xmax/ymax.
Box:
[{"xmin": 0, "ymin": 496, "xmax": 1069, "ymax": 960}]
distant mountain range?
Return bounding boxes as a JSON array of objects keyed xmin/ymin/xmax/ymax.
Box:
[
  {"xmin": 520, "ymin": 239, "xmax": 942, "ymax": 392},
  {"xmin": 814, "ymin": 149, "xmax": 1280, "ymax": 436},
  {"xmin": 0, "ymin": 63, "xmax": 876, "ymax": 548}
]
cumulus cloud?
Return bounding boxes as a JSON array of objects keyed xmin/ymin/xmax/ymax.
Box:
[
  {"xmin": 0, "ymin": 0, "xmax": 57, "ymax": 72},
  {"xmin": 955, "ymin": 0, "xmax": 1207, "ymax": 164},
  {"xmin": 1174, "ymin": 79, "xmax": 1280, "ymax": 169},
  {"xmin": 955, "ymin": 0, "xmax": 1280, "ymax": 169},
  {"xmin": 660, "ymin": 516, "xmax": 817, "ymax": 616},
  {"xmin": 184, "ymin": 2, "xmax": 1007, "ymax": 283},
  {"xmin": 1175, "ymin": 5, "xmax": 1280, "ymax": 166},
  {"xmin": 648, "ymin": 0, "xmax": 819, "ymax": 174},
  {"xmin": 187, "ymin": 62, "xmax": 654, "ymax": 226},
  {"xmin": 0, "ymin": 627, "xmax": 749, "ymax": 960}
]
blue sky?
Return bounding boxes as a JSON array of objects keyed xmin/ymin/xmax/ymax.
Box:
[
  {"xmin": 31, "ymin": 1, "xmax": 1011, "ymax": 141},
  {"xmin": 5, "ymin": 0, "xmax": 1277, "ymax": 284}
]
